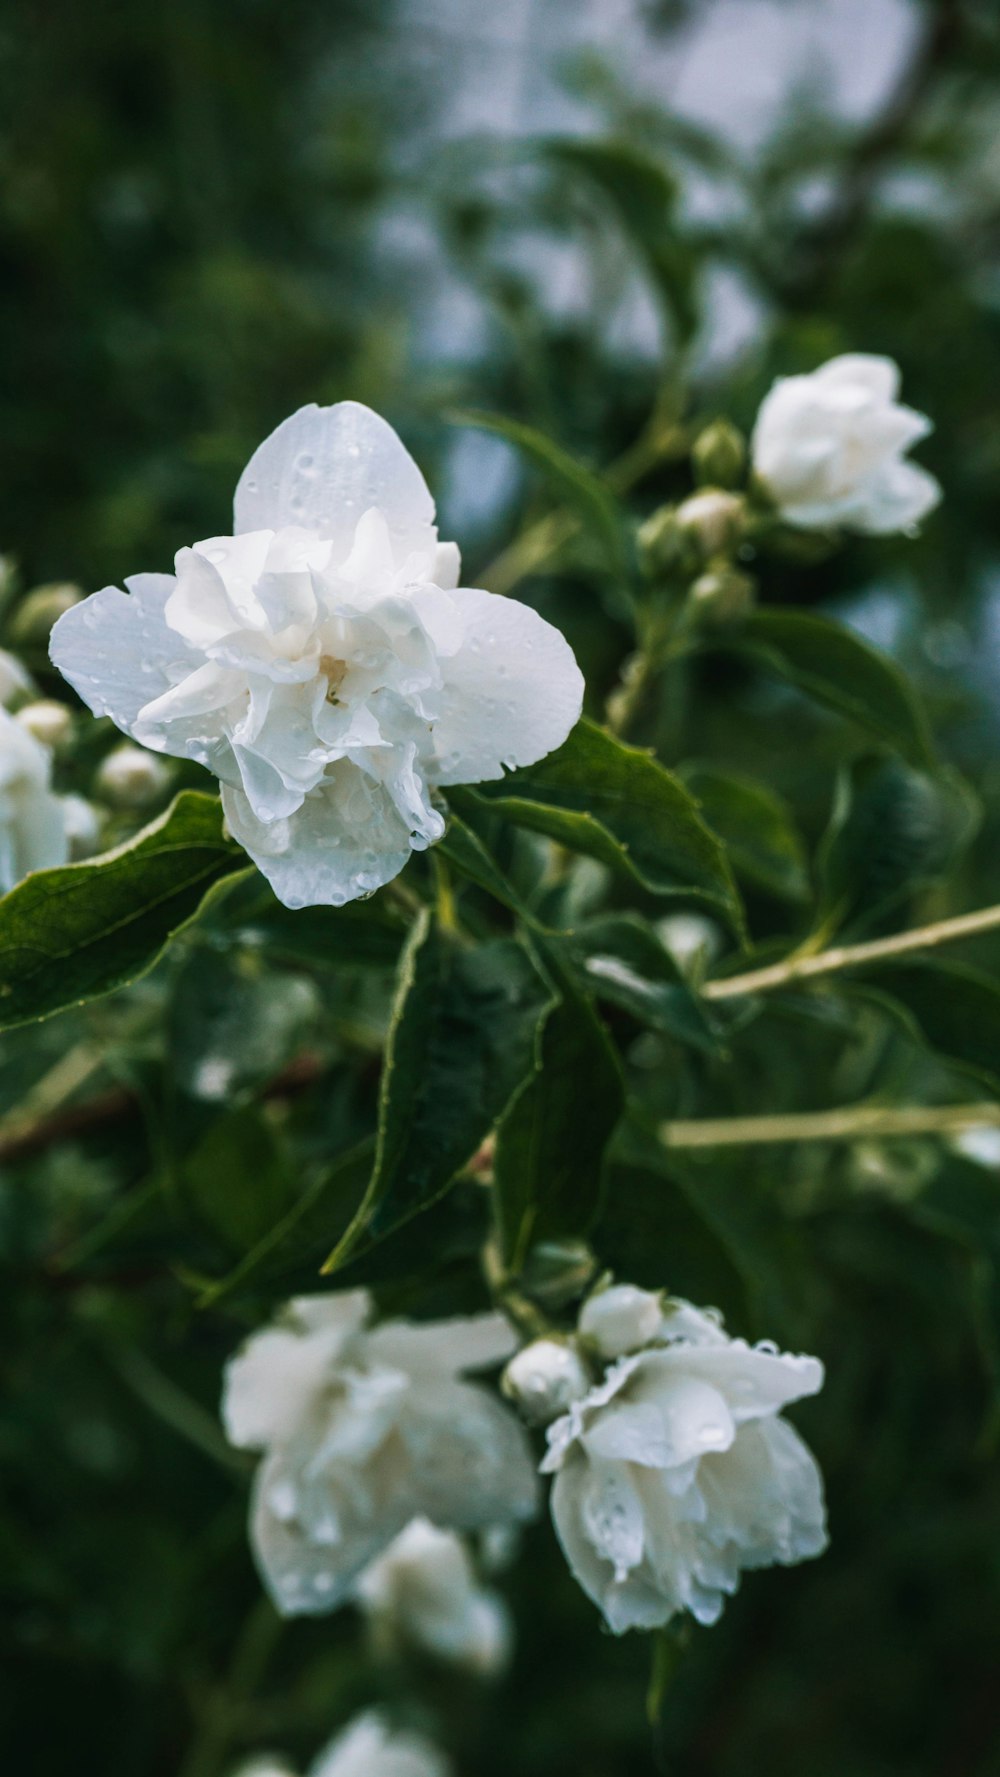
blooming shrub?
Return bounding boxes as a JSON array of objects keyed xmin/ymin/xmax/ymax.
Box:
[{"xmin": 5, "ymin": 20, "xmax": 1000, "ymax": 1774}]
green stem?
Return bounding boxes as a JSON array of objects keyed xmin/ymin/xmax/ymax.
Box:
[
  {"xmin": 661, "ymin": 1102, "xmax": 1000, "ymax": 1150},
  {"xmin": 704, "ymin": 902, "xmax": 1000, "ymax": 1002}
]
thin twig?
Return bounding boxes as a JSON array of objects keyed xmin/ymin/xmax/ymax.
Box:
[
  {"xmin": 703, "ymin": 903, "xmax": 1000, "ymax": 1002},
  {"xmin": 661, "ymin": 1102, "xmax": 1000, "ymax": 1151}
]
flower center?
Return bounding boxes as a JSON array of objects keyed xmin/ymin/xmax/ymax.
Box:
[{"xmin": 320, "ymin": 655, "xmax": 347, "ymax": 705}]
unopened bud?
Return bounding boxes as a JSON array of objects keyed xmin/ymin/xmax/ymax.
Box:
[
  {"xmin": 0, "ymin": 647, "xmax": 33, "ymax": 708},
  {"xmin": 692, "ymin": 418, "xmax": 746, "ymax": 489},
  {"xmin": 96, "ymin": 743, "xmax": 171, "ymax": 807},
  {"xmin": 519, "ymin": 1239, "xmax": 598, "ymax": 1309},
  {"xmin": 655, "ymin": 912, "xmax": 721, "ymax": 977},
  {"xmin": 16, "ymin": 699, "xmax": 73, "ymax": 750},
  {"xmin": 578, "ymin": 1284, "xmax": 662, "ymax": 1358},
  {"xmin": 503, "ymin": 1338, "xmax": 590, "ymax": 1425},
  {"xmin": 637, "ymin": 504, "xmax": 686, "ymax": 576},
  {"xmin": 690, "ymin": 565, "xmax": 755, "ymax": 625},
  {"xmin": 676, "ymin": 489, "xmax": 745, "ymax": 558},
  {"xmin": 9, "ymin": 582, "xmax": 83, "ymax": 645}
]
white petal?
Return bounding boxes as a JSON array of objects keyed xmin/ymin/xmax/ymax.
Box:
[
  {"xmin": 813, "ymin": 352, "xmax": 900, "ymax": 399},
  {"xmin": 433, "ymin": 540, "xmax": 462, "ymax": 590},
  {"xmin": 397, "ymin": 1378, "xmax": 540, "ymax": 1531},
  {"xmin": 430, "ymin": 588, "xmax": 583, "ymax": 784},
  {"xmin": 650, "ymin": 1341, "xmax": 824, "ymax": 1423},
  {"xmin": 250, "ymin": 1445, "xmax": 410, "ymax": 1616},
  {"xmin": 848, "ymin": 459, "xmax": 941, "ymax": 534},
  {"xmin": 234, "ymin": 402, "xmax": 439, "ymax": 566},
  {"xmin": 366, "ymin": 1313, "xmax": 517, "ymax": 1377},
  {"xmin": 221, "ymin": 765, "xmax": 415, "ymax": 910},
  {"xmin": 49, "ymin": 575, "xmax": 200, "ymax": 737},
  {"xmin": 309, "ymin": 1714, "xmax": 450, "ymax": 1777}
]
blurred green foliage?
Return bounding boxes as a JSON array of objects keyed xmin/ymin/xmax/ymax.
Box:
[{"xmin": 4, "ymin": 3, "xmax": 1000, "ymax": 1776}]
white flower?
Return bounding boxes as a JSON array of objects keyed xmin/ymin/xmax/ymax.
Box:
[
  {"xmin": 222, "ymin": 1290, "xmax": 538, "ymax": 1617},
  {"xmin": 751, "ymin": 353, "xmax": 940, "ymax": 534},
  {"xmin": 96, "ymin": 742, "xmax": 173, "ymax": 807},
  {"xmin": 503, "ymin": 1337, "xmax": 591, "ymax": 1425},
  {"xmin": 0, "ymin": 706, "xmax": 69, "ymax": 893},
  {"xmin": 51, "ymin": 402, "xmax": 584, "ymax": 909},
  {"xmin": 353, "ymin": 1516, "xmax": 511, "ymax": 1675},
  {"xmin": 232, "ymin": 1715, "xmax": 449, "ymax": 1777},
  {"xmin": 310, "ymin": 1714, "xmax": 449, "ymax": 1777},
  {"xmin": 542, "ymin": 1295, "xmax": 827, "ymax": 1634}
]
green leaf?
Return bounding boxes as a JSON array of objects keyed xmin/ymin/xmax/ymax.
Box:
[
  {"xmin": 816, "ymin": 754, "xmax": 979, "ymax": 939},
  {"xmin": 680, "ymin": 764, "xmax": 810, "ymax": 902},
  {"xmin": 196, "ymin": 1139, "xmax": 376, "ymax": 1306},
  {"xmin": 448, "ymin": 408, "xmax": 629, "ymax": 580},
  {"xmin": 323, "ymin": 909, "xmax": 553, "ymax": 1272},
  {"xmin": 182, "ymin": 1106, "xmax": 296, "ymax": 1253},
  {"xmin": 229, "ymin": 891, "xmax": 408, "ymax": 970},
  {"xmin": 0, "ymin": 792, "xmax": 248, "ymax": 1031},
  {"xmin": 569, "ymin": 914, "xmax": 723, "ymax": 1054},
  {"xmin": 736, "ymin": 609, "xmax": 935, "ymax": 768},
  {"xmin": 451, "ymin": 719, "xmax": 743, "ymax": 928},
  {"xmin": 854, "ymin": 959, "xmax": 1000, "ymax": 1091},
  {"xmin": 494, "ymin": 959, "xmax": 623, "ymax": 1272},
  {"xmin": 546, "ymin": 138, "xmax": 698, "ymax": 341},
  {"xmin": 437, "ymin": 812, "xmax": 533, "ymax": 921}
]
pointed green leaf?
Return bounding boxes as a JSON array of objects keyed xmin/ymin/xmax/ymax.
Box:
[
  {"xmin": 451, "ymin": 719, "xmax": 743, "ymax": 927},
  {"xmin": 736, "ymin": 609, "xmax": 935, "ymax": 768},
  {"xmin": 570, "ymin": 914, "xmax": 724, "ymax": 1054},
  {"xmin": 680, "ymin": 764, "xmax": 810, "ymax": 903},
  {"xmin": 448, "ymin": 408, "xmax": 629, "ymax": 580},
  {"xmin": 816, "ymin": 754, "xmax": 978, "ymax": 939},
  {"xmin": 546, "ymin": 138, "xmax": 698, "ymax": 341},
  {"xmin": 324, "ymin": 909, "xmax": 553, "ymax": 1272},
  {"xmin": 494, "ymin": 958, "xmax": 623, "ymax": 1272},
  {"xmin": 0, "ymin": 791, "xmax": 248, "ymax": 1030},
  {"xmin": 853, "ymin": 959, "xmax": 1000, "ymax": 1091}
]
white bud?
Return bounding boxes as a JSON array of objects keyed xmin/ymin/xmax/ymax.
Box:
[
  {"xmin": 951, "ymin": 1125, "xmax": 1000, "ymax": 1170},
  {"xmin": 0, "ymin": 647, "xmax": 33, "ymax": 707},
  {"xmin": 16, "ymin": 699, "xmax": 73, "ymax": 749},
  {"xmin": 578, "ymin": 1284, "xmax": 662, "ymax": 1358},
  {"xmin": 96, "ymin": 743, "xmax": 171, "ymax": 807},
  {"xmin": 676, "ymin": 488, "xmax": 744, "ymax": 556},
  {"xmin": 655, "ymin": 911, "xmax": 721, "ymax": 977},
  {"xmin": 503, "ymin": 1338, "xmax": 590, "ymax": 1425}
]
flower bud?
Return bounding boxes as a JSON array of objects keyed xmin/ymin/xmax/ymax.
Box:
[
  {"xmin": 655, "ymin": 912, "xmax": 721, "ymax": 977},
  {"xmin": 96, "ymin": 743, "xmax": 171, "ymax": 807},
  {"xmin": 637, "ymin": 504, "xmax": 686, "ymax": 575},
  {"xmin": 8, "ymin": 582, "xmax": 83, "ymax": 645},
  {"xmin": 676, "ymin": 489, "xmax": 745, "ymax": 558},
  {"xmin": 690, "ymin": 565, "xmax": 755, "ymax": 625},
  {"xmin": 503, "ymin": 1338, "xmax": 590, "ymax": 1425},
  {"xmin": 518, "ymin": 1238, "xmax": 597, "ymax": 1309},
  {"xmin": 692, "ymin": 418, "xmax": 746, "ymax": 489},
  {"xmin": 16, "ymin": 698, "xmax": 73, "ymax": 750},
  {"xmin": 578, "ymin": 1284, "xmax": 662, "ymax": 1358},
  {"xmin": 0, "ymin": 647, "xmax": 33, "ymax": 708}
]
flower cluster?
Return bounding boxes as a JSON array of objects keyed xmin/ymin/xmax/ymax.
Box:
[
  {"xmin": 505, "ymin": 1285, "xmax": 827, "ymax": 1634},
  {"xmin": 50, "ymin": 402, "xmax": 584, "ymax": 909},
  {"xmin": 221, "ymin": 1290, "xmax": 538, "ymax": 1617}
]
